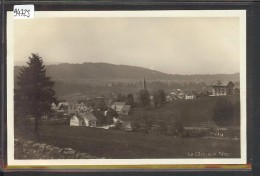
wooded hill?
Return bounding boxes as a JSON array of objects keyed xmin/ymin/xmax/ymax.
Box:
[
  {"xmin": 14, "ymin": 62, "xmax": 239, "ymax": 84},
  {"xmin": 14, "ymin": 62, "xmax": 239, "ymax": 97}
]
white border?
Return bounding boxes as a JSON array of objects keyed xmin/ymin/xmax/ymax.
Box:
[{"xmin": 7, "ymin": 10, "xmax": 247, "ymax": 166}]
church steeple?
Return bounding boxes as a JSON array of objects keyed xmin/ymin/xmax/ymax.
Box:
[{"xmin": 143, "ymin": 77, "xmax": 147, "ymax": 90}]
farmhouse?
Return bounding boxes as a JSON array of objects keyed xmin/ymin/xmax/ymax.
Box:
[
  {"xmin": 70, "ymin": 112, "xmax": 97, "ymax": 127},
  {"xmin": 211, "ymin": 81, "xmax": 234, "ymax": 96},
  {"xmin": 77, "ymin": 102, "xmax": 88, "ymax": 112},
  {"xmin": 68, "ymin": 100, "xmax": 90, "ymax": 114}
]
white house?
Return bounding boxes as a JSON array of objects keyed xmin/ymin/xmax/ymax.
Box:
[
  {"xmin": 185, "ymin": 92, "xmax": 196, "ymax": 100},
  {"xmin": 70, "ymin": 112, "xmax": 97, "ymax": 127}
]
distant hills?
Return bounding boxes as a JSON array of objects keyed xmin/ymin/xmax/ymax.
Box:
[{"xmin": 14, "ymin": 62, "xmax": 239, "ymax": 84}]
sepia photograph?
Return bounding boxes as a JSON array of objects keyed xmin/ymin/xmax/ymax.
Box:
[{"xmin": 7, "ymin": 10, "xmax": 246, "ymax": 166}]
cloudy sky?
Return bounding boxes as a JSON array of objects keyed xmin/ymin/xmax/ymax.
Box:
[{"xmin": 14, "ymin": 17, "xmax": 240, "ymax": 74}]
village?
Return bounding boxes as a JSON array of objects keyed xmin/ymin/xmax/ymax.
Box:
[{"xmin": 46, "ymin": 78, "xmax": 239, "ymax": 139}]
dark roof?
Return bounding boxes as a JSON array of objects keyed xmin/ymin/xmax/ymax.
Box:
[
  {"xmin": 211, "ymin": 81, "xmax": 234, "ymax": 87},
  {"xmin": 77, "ymin": 112, "xmax": 97, "ymax": 121}
]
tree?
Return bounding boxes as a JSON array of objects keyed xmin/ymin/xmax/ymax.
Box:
[
  {"xmin": 15, "ymin": 53, "xmax": 56, "ymax": 133},
  {"xmin": 94, "ymin": 98, "xmax": 106, "ymax": 111},
  {"xmin": 138, "ymin": 89, "xmax": 150, "ymax": 107},
  {"xmin": 116, "ymin": 93, "xmax": 126, "ymax": 102},
  {"xmin": 126, "ymin": 93, "xmax": 134, "ymax": 107},
  {"xmin": 106, "ymin": 108, "xmax": 118, "ymax": 125},
  {"xmin": 93, "ymin": 109, "xmax": 106, "ymax": 125},
  {"xmin": 153, "ymin": 89, "xmax": 166, "ymax": 106},
  {"xmin": 212, "ymin": 98, "xmax": 234, "ymax": 126}
]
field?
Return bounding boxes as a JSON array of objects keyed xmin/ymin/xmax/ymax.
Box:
[
  {"xmin": 16, "ymin": 125, "xmax": 240, "ymax": 159},
  {"xmin": 126, "ymin": 95, "xmax": 240, "ymax": 126}
]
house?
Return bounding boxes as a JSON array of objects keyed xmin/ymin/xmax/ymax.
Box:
[
  {"xmin": 111, "ymin": 102, "xmax": 125, "ymax": 112},
  {"xmin": 185, "ymin": 92, "xmax": 196, "ymax": 100},
  {"xmin": 110, "ymin": 102, "xmax": 131, "ymax": 115},
  {"xmin": 169, "ymin": 89, "xmax": 185, "ymax": 100},
  {"xmin": 77, "ymin": 102, "xmax": 88, "ymax": 112},
  {"xmin": 170, "ymin": 89, "xmax": 182, "ymax": 96},
  {"xmin": 121, "ymin": 105, "xmax": 131, "ymax": 115},
  {"xmin": 70, "ymin": 112, "xmax": 97, "ymax": 127},
  {"xmin": 68, "ymin": 100, "xmax": 90, "ymax": 114},
  {"xmin": 211, "ymin": 81, "xmax": 234, "ymax": 96}
]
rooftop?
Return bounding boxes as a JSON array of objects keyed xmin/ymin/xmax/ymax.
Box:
[
  {"xmin": 211, "ymin": 80, "xmax": 234, "ymax": 87},
  {"xmin": 77, "ymin": 112, "xmax": 97, "ymax": 121}
]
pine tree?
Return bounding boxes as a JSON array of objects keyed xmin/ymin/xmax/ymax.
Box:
[{"xmin": 15, "ymin": 53, "xmax": 56, "ymax": 133}]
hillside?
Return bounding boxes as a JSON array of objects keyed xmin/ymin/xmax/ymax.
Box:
[
  {"xmin": 14, "ymin": 62, "xmax": 240, "ymax": 97},
  {"xmin": 14, "ymin": 62, "xmax": 239, "ymax": 83}
]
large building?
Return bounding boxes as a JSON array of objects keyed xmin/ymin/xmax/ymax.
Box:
[{"xmin": 211, "ymin": 81, "xmax": 234, "ymax": 96}]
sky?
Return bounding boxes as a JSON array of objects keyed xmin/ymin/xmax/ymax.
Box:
[{"xmin": 13, "ymin": 17, "xmax": 240, "ymax": 74}]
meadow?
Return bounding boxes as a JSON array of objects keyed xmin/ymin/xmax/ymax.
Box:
[
  {"xmin": 126, "ymin": 95, "xmax": 240, "ymax": 126},
  {"xmin": 16, "ymin": 125, "xmax": 240, "ymax": 159}
]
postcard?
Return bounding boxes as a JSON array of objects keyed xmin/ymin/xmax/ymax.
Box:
[{"xmin": 6, "ymin": 10, "xmax": 247, "ymax": 166}]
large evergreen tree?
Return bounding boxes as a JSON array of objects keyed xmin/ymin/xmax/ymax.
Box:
[{"xmin": 15, "ymin": 53, "xmax": 56, "ymax": 133}]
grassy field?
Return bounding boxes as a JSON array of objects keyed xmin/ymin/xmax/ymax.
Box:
[
  {"xmin": 16, "ymin": 125, "xmax": 240, "ymax": 159},
  {"xmin": 126, "ymin": 95, "xmax": 240, "ymax": 126}
]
